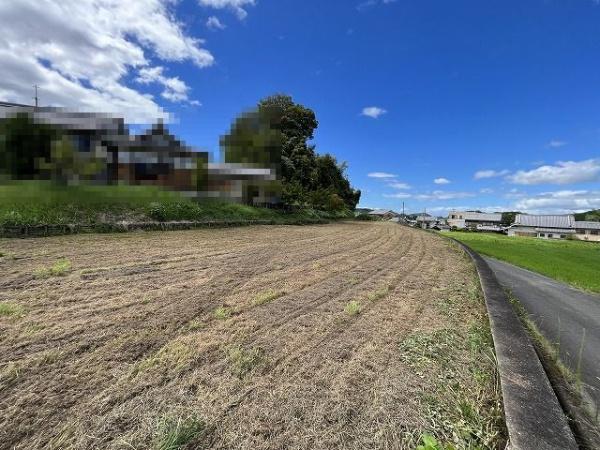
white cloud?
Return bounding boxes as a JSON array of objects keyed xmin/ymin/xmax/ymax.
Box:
[
  {"xmin": 357, "ymin": 0, "xmax": 397, "ymax": 11},
  {"xmin": 383, "ymin": 192, "xmax": 411, "ymax": 199},
  {"xmin": 415, "ymin": 190, "xmax": 475, "ymax": 201},
  {"xmin": 388, "ymin": 182, "xmax": 411, "ymax": 189},
  {"xmin": 368, "ymin": 172, "xmax": 396, "ymax": 178},
  {"xmin": 0, "ymin": 0, "xmax": 213, "ymax": 123},
  {"xmin": 424, "ymin": 205, "xmax": 508, "ymax": 215},
  {"xmin": 383, "ymin": 190, "xmax": 475, "ymax": 201},
  {"xmin": 474, "ymin": 169, "xmax": 510, "ymax": 180},
  {"xmin": 433, "ymin": 177, "xmax": 450, "ymax": 185},
  {"xmin": 361, "ymin": 106, "xmax": 387, "ymax": 119},
  {"xmin": 136, "ymin": 66, "xmax": 198, "ymax": 104},
  {"xmin": 508, "ymin": 159, "xmax": 600, "ymax": 185},
  {"xmin": 513, "ymin": 190, "xmax": 600, "ymax": 214},
  {"xmin": 480, "ymin": 188, "xmax": 494, "ymax": 194},
  {"xmin": 548, "ymin": 139, "xmax": 567, "ymax": 148},
  {"xmin": 206, "ymin": 16, "xmax": 226, "ymax": 30},
  {"xmin": 198, "ymin": 0, "xmax": 255, "ymax": 20}
]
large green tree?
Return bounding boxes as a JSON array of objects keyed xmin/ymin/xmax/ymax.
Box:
[
  {"xmin": 222, "ymin": 94, "xmax": 360, "ymax": 210},
  {"xmin": 258, "ymin": 94, "xmax": 360, "ymax": 210}
]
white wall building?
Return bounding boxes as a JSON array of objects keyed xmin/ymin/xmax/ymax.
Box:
[{"xmin": 447, "ymin": 210, "xmax": 503, "ymax": 230}]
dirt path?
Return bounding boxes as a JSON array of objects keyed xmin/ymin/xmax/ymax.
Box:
[{"xmin": 0, "ymin": 222, "xmax": 503, "ymax": 449}]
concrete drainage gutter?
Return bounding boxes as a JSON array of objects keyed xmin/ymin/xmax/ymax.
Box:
[{"xmin": 450, "ymin": 239, "xmax": 577, "ymax": 450}]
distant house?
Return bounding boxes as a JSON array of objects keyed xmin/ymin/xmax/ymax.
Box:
[
  {"xmin": 574, "ymin": 221, "xmax": 600, "ymax": 242},
  {"xmin": 368, "ymin": 209, "xmax": 398, "ymax": 220},
  {"xmin": 447, "ymin": 210, "xmax": 503, "ymax": 231},
  {"xmin": 415, "ymin": 212, "xmax": 437, "ymax": 229},
  {"xmin": 507, "ymin": 214, "xmax": 576, "ymax": 239}
]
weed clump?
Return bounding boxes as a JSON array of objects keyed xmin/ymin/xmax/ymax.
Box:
[
  {"xmin": 214, "ymin": 307, "xmax": 232, "ymax": 320},
  {"xmin": 154, "ymin": 415, "xmax": 207, "ymax": 450},
  {"xmin": 366, "ymin": 285, "xmax": 390, "ymax": 302},
  {"xmin": 0, "ymin": 302, "xmax": 25, "ymax": 318},
  {"xmin": 227, "ymin": 345, "xmax": 265, "ymax": 378},
  {"xmin": 252, "ymin": 289, "xmax": 285, "ymax": 306},
  {"xmin": 345, "ymin": 300, "xmax": 361, "ymax": 316},
  {"xmin": 35, "ymin": 259, "xmax": 71, "ymax": 278}
]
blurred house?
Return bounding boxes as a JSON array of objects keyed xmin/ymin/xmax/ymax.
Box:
[
  {"xmin": 205, "ymin": 163, "xmax": 278, "ymax": 205},
  {"xmin": 0, "ymin": 104, "xmax": 279, "ymax": 205}
]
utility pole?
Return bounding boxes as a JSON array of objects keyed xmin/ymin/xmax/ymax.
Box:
[
  {"xmin": 402, "ymin": 201, "xmax": 405, "ymax": 217},
  {"xmin": 33, "ymin": 85, "xmax": 39, "ymax": 107}
]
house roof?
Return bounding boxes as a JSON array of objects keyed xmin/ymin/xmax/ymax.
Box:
[
  {"xmin": 463, "ymin": 212, "xmax": 502, "ymax": 222},
  {"xmin": 368, "ymin": 209, "xmax": 394, "ymax": 215},
  {"xmin": 575, "ymin": 221, "xmax": 600, "ymax": 230},
  {"xmin": 514, "ymin": 214, "xmax": 575, "ymax": 228},
  {"xmin": 416, "ymin": 215, "xmax": 436, "ymax": 222}
]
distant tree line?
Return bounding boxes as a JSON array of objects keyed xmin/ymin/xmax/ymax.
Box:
[{"xmin": 222, "ymin": 94, "xmax": 360, "ymax": 211}]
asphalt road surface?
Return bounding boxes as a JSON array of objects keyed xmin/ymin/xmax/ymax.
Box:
[{"xmin": 484, "ymin": 257, "xmax": 600, "ymax": 413}]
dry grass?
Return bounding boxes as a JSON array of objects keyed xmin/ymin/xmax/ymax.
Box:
[
  {"xmin": 252, "ymin": 289, "xmax": 286, "ymax": 306},
  {"xmin": 0, "ymin": 222, "xmax": 505, "ymax": 449}
]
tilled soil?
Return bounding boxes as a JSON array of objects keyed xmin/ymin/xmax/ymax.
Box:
[{"xmin": 0, "ymin": 222, "xmax": 502, "ymax": 449}]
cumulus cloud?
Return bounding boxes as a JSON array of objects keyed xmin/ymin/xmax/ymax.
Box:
[
  {"xmin": 368, "ymin": 172, "xmax": 396, "ymax": 178},
  {"xmin": 508, "ymin": 159, "xmax": 600, "ymax": 185},
  {"xmin": 0, "ymin": 0, "xmax": 212, "ymax": 123},
  {"xmin": 433, "ymin": 177, "xmax": 450, "ymax": 185},
  {"xmin": 361, "ymin": 106, "xmax": 387, "ymax": 119},
  {"xmin": 513, "ymin": 190, "xmax": 600, "ymax": 213},
  {"xmin": 474, "ymin": 169, "xmax": 510, "ymax": 180},
  {"xmin": 548, "ymin": 139, "xmax": 567, "ymax": 148},
  {"xmin": 136, "ymin": 66, "xmax": 198, "ymax": 104},
  {"xmin": 206, "ymin": 16, "xmax": 226, "ymax": 30},
  {"xmin": 388, "ymin": 182, "xmax": 411, "ymax": 189},
  {"xmin": 198, "ymin": 0, "xmax": 255, "ymax": 20}
]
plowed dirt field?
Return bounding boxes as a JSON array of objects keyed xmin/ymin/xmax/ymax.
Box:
[{"xmin": 0, "ymin": 222, "xmax": 503, "ymax": 449}]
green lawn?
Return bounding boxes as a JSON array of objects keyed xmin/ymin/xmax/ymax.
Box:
[
  {"xmin": 0, "ymin": 181, "xmax": 351, "ymax": 227},
  {"xmin": 449, "ymin": 231, "xmax": 600, "ymax": 293}
]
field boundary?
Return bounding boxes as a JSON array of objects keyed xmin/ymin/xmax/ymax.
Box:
[
  {"xmin": 0, "ymin": 218, "xmax": 330, "ymax": 238},
  {"xmin": 447, "ymin": 237, "xmax": 578, "ymax": 450}
]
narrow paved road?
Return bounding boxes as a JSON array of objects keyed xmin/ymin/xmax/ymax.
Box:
[{"xmin": 484, "ymin": 257, "xmax": 600, "ymax": 412}]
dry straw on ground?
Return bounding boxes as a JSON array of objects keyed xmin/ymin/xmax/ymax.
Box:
[{"xmin": 0, "ymin": 222, "xmax": 504, "ymax": 449}]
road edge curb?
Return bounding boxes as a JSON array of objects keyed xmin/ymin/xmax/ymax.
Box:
[{"xmin": 448, "ymin": 237, "xmax": 578, "ymax": 450}]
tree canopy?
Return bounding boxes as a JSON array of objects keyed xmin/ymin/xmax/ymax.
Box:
[{"xmin": 223, "ymin": 94, "xmax": 360, "ymax": 210}]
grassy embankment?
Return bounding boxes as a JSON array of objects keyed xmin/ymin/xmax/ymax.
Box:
[
  {"xmin": 0, "ymin": 182, "xmax": 351, "ymax": 228},
  {"xmin": 449, "ymin": 231, "xmax": 600, "ymax": 293}
]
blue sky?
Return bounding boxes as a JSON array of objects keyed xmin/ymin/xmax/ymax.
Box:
[{"xmin": 2, "ymin": 0, "xmax": 600, "ymax": 214}]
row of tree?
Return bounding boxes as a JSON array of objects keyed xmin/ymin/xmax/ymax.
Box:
[{"xmin": 222, "ymin": 94, "xmax": 360, "ymax": 211}]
